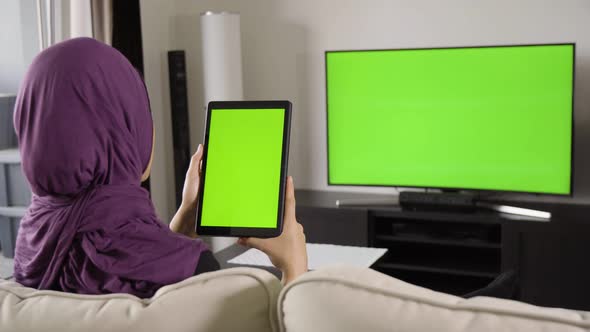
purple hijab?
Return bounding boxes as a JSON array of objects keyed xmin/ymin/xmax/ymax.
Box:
[{"xmin": 13, "ymin": 38, "xmax": 207, "ymax": 298}]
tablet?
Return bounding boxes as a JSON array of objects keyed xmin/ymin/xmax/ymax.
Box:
[{"xmin": 196, "ymin": 101, "xmax": 292, "ymax": 238}]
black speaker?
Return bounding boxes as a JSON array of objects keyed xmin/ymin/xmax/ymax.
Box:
[{"xmin": 168, "ymin": 50, "xmax": 191, "ymax": 208}]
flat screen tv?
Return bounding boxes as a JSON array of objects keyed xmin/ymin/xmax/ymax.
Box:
[{"xmin": 325, "ymin": 44, "xmax": 574, "ymax": 195}]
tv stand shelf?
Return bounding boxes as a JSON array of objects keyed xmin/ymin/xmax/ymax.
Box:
[
  {"xmin": 374, "ymin": 234, "xmax": 502, "ymax": 249},
  {"xmin": 295, "ymin": 189, "xmax": 590, "ymax": 311},
  {"xmin": 369, "ymin": 210, "xmax": 502, "ymax": 294},
  {"xmin": 376, "ymin": 262, "xmax": 498, "ymax": 279}
]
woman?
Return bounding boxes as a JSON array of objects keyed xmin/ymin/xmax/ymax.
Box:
[{"xmin": 12, "ymin": 37, "xmax": 307, "ymax": 298}]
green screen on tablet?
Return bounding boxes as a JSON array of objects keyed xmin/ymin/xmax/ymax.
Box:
[{"xmin": 199, "ymin": 108, "xmax": 286, "ymax": 229}]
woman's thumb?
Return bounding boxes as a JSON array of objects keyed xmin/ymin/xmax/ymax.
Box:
[{"xmin": 238, "ymin": 237, "xmax": 267, "ymax": 252}]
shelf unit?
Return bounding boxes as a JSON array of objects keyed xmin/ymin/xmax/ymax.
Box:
[
  {"xmin": 0, "ymin": 149, "xmax": 30, "ymax": 258},
  {"xmin": 369, "ymin": 209, "xmax": 502, "ymax": 296},
  {"xmin": 296, "ymin": 190, "xmax": 590, "ymax": 310}
]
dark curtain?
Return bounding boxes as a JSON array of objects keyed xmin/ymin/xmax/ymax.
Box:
[
  {"xmin": 111, "ymin": 0, "xmax": 144, "ymax": 75},
  {"xmin": 111, "ymin": 0, "xmax": 149, "ymax": 191}
]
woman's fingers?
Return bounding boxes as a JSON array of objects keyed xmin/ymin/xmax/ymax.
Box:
[
  {"xmin": 192, "ymin": 144, "xmax": 203, "ymax": 164},
  {"xmin": 284, "ymin": 176, "xmax": 296, "ymax": 224},
  {"xmin": 187, "ymin": 144, "xmax": 203, "ymax": 174},
  {"xmin": 186, "ymin": 144, "xmax": 203, "ymax": 177},
  {"xmin": 238, "ymin": 237, "xmax": 268, "ymax": 252},
  {"xmin": 194, "ymin": 144, "xmax": 204, "ymax": 175}
]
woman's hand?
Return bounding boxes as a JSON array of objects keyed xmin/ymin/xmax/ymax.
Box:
[
  {"xmin": 238, "ymin": 176, "xmax": 308, "ymax": 285},
  {"xmin": 170, "ymin": 144, "xmax": 203, "ymax": 238},
  {"xmin": 180, "ymin": 144, "xmax": 203, "ymax": 210}
]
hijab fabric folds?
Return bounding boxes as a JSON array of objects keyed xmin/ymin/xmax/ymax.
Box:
[{"xmin": 13, "ymin": 38, "xmax": 207, "ymax": 298}]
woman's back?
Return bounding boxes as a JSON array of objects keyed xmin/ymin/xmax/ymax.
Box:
[{"xmin": 13, "ymin": 38, "xmax": 207, "ymax": 297}]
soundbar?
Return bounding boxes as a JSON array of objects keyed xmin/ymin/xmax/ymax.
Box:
[{"xmin": 399, "ymin": 191, "xmax": 477, "ymax": 212}]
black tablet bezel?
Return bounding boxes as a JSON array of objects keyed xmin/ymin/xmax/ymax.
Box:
[{"xmin": 196, "ymin": 100, "xmax": 292, "ymax": 238}]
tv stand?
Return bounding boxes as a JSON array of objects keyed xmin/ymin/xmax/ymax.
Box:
[
  {"xmin": 295, "ymin": 189, "xmax": 590, "ymax": 311},
  {"xmin": 398, "ymin": 191, "xmax": 551, "ymax": 219}
]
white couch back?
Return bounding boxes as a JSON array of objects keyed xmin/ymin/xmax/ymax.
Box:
[
  {"xmin": 0, "ymin": 267, "xmax": 281, "ymax": 332},
  {"xmin": 278, "ymin": 266, "xmax": 590, "ymax": 332},
  {"xmin": 3, "ymin": 265, "xmax": 590, "ymax": 332}
]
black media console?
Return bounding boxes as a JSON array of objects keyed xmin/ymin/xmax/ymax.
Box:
[{"xmin": 295, "ymin": 190, "xmax": 590, "ymax": 311}]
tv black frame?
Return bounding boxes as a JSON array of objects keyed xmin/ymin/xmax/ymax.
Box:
[{"xmin": 324, "ymin": 43, "xmax": 576, "ymax": 196}]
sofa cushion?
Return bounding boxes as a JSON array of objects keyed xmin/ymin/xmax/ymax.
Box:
[
  {"xmin": 0, "ymin": 267, "xmax": 281, "ymax": 332},
  {"xmin": 278, "ymin": 266, "xmax": 590, "ymax": 332}
]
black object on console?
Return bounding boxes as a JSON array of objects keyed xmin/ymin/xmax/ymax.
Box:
[{"xmin": 399, "ymin": 191, "xmax": 477, "ymax": 212}]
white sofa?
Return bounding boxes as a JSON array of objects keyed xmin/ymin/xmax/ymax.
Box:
[
  {"xmin": 0, "ymin": 268, "xmax": 281, "ymax": 332},
  {"xmin": 1, "ymin": 266, "xmax": 589, "ymax": 332},
  {"xmin": 280, "ymin": 266, "xmax": 590, "ymax": 332}
]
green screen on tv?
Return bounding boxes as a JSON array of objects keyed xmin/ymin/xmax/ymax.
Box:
[
  {"xmin": 200, "ymin": 108, "xmax": 285, "ymax": 228},
  {"xmin": 326, "ymin": 44, "xmax": 574, "ymax": 194}
]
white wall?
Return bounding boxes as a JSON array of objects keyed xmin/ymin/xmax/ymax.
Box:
[
  {"xmin": 0, "ymin": 0, "xmax": 39, "ymax": 92},
  {"xmin": 0, "ymin": 0, "xmax": 73, "ymax": 93},
  {"xmin": 140, "ymin": 0, "xmax": 590, "ymax": 219},
  {"xmin": 139, "ymin": 2, "xmax": 178, "ymax": 220},
  {"xmin": 0, "ymin": 0, "xmax": 24, "ymax": 92}
]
